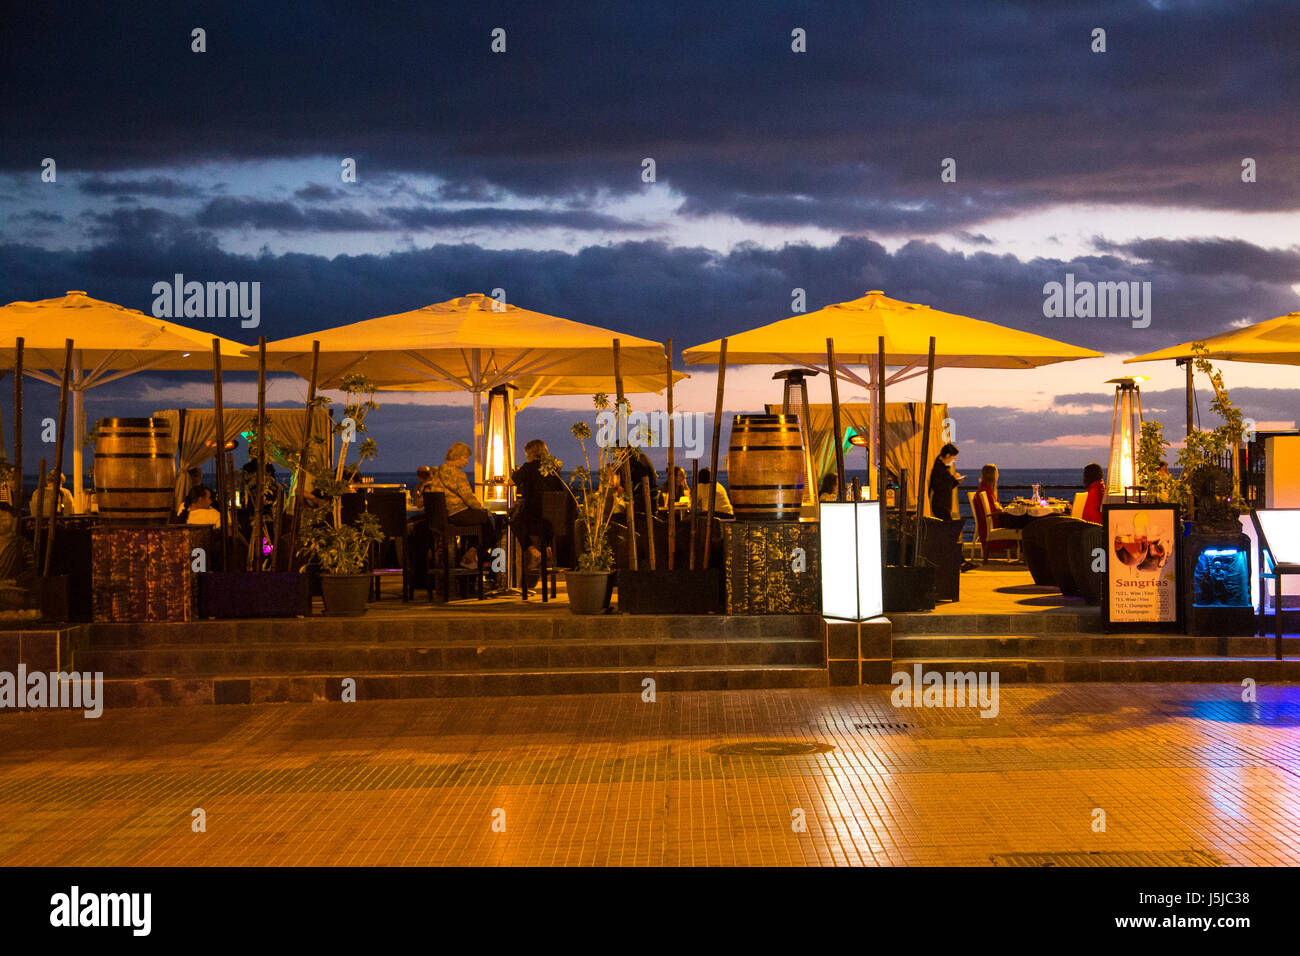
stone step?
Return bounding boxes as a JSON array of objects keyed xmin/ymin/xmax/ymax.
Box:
[
  {"xmin": 98, "ymin": 665, "xmax": 830, "ymax": 708},
  {"xmin": 890, "ymin": 657, "xmax": 1300, "ymax": 683},
  {"xmin": 79, "ymin": 637, "xmax": 826, "ymax": 676},
  {"xmin": 893, "ymin": 633, "xmax": 1300, "ymax": 659},
  {"xmin": 887, "ymin": 611, "xmax": 1101, "ymax": 635},
  {"xmin": 86, "ymin": 614, "xmax": 820, "ymax": 647}
]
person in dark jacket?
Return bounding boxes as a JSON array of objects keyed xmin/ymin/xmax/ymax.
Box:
[
  {"xmin": 928, "ymin": 443, "xmax": 964, "ymax": 520},
  {"xmin": 510, "ymin": 439, "xmax": 565, "ymax": 572}
]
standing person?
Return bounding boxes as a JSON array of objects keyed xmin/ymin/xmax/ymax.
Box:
[
  {"xmin": 510, "ymin": 439, "xmax": 564, "ymax": 575},
  {"xmin": 818, "ymin": 473, "xmax": 839, "ymax": 502},
  {"xmin": 928, "ymin": 443, "xmax": 963, "ymax": 520},
  {"xmin": 1081, "ymin": 462, "xmax": 1106, "ymax": 524},
  {"xmin": 695, "ymin": 467, "xmax": 732, "ymax": 517},
  {"xmin": 425, "ymin": 441, "xmax": 497, "ymax": 568}
]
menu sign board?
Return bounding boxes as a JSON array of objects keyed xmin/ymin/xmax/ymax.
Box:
[{"xmin": 1103, "ymin": 504, "xmax": 1179, "ymax": 627}]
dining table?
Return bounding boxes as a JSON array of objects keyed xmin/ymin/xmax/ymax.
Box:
[{"xmin": 1002, "ymin": 498, "xmax": 1069, "ymax": 518}]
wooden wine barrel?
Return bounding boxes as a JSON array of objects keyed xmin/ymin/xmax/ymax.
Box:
[
  {"xmin": 93, "ymin": 418, "xmax": 176, "ymax": 524},
  {"xmin": 727, "ymin": 414, "xmax": 806, "ymax": 520}
]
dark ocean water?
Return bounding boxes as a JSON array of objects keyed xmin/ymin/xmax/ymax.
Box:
[{"xmin": 38, "ymin": 466, "xmax": 1085, "ymax": 525}]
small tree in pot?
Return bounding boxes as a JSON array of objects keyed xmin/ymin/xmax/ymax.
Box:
[
  {"xmin": 288, "ymin": 374, "xmax": 385, "ymax": 616},
  {"xmin": 1137, "ymin": 344, "xmax": 1252, "ymax": 634},
  {"xmin": 539, "ymin": 393, "xmax": 639, "ymax": 614}
]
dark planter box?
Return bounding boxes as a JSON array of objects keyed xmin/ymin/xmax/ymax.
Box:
[
  {"xmin": 199, "ymin": 572, "xmax": 311, "ymax": 619},
  {"xmin": 1183, "ymin": 531, "xmax": 1255, "ymax": 636},
  {"xmin": 883, "ymin": 565, "xmax": 936, "ymax": 612},
  {"xmin": 39, "ymin": 575, "xmax": 70, "ymax": 623},
  {"xmin": 616, "ymin": 568, "xmax": 723, "ymax": 614}
]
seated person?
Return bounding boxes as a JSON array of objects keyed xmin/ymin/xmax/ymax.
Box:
[
  {"xmin": 510, "ymin": 439, "xmax": 565, "ymax": 573},
  {"xmin": 423, "ymin": 441, "xmax": 498, "ymax": 568},
  {"xmin": 1081, "ymin": 462, "xmax": 1105, "ymax": 524},
  {"xmin": 409, "ymin": 465, "xmax": 435, "ymax": 510},
  {"xmin": 978, "ymin": 463, "xmax": 1033, "ymax": 530},
  {"xmin": 184, "ymin": 485, "xmax": 223, "ymax": 528},
  {"xmin": 818, "ymin": 472, "xmax": 839, "ymax": 502},
  {"xmin": 624, "ymin": 446, "xmax": 659, "ymax": 513},
  {"xmin": 661, "ymin": 466, "xmax": 691, "ymax": 509},
  {"xmin": 598, "ymin": 467, "xmax": 628, "ymax": 517},
  {"xmin": 695, "ymin": 468, "xmax": 733, "ymax": 517},
  {"xmin": 29, "ymin": 471, "xmax": 76, "ymax": 517}
]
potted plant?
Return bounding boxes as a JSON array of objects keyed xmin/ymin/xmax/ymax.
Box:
[
  {"xmin": 539, "ymin": 394, "xmax": 638, "ymax": 615},
  {"xmin": 1138, "ymin": 343, "xmax": 1253, "ymax": 635},
  {"xmin": 292, "ymin": 375, "xmax": 386, "ymax": 616}
]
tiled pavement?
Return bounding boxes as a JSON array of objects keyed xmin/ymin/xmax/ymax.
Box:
[{"xmin": 1, "ymin": 683, "xmax": 1298, "ymax": 866}]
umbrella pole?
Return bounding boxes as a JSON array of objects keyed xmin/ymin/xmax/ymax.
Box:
[
  {"xmin": 13, "ymin": 338, "xmax": 23, "ymax": 506},
  {"xmin": 913, "ymin": 337, "xmax": 936, "ymax": 567},
  {"xmin": 876, "ymin": 337, "xmax": 887, "ymax": 567},
  {"xmin": 71, "ymin": 349, "xmax": 83, "ymax": 512},
  {"xmin": 688, "ymin": 458, "xmax": 698, "ymax": 570},
  {"xmin": 286, "ymin": 341, "xmax": 320, "ymax": 571},
  {"xmin": 253, "ymin": 336, "xmax": 267, "ymax": 572},
  {"xmin": 665, "ymin": 338, "xmax": 675, "ymax": 571},
  {"xmin": 211, "ymin": 339, "xmax": 231, "ymax": 572},
  {"xmin": 1182, "ymin": 358, "xmax": 1194, "ymax": 437},
  {"xmin": 827, "ymin": 338, "xmax": 846, "ymax": 501},
  {"xmin": 612, "ymin": 339, "xmax": 637, "ymax": 571},
  {"xmin": 703, "ymin": 338, "xmax": 727, "ymax": 570},
  {"xmin": 44, "ymin": 340, "xmax": 73, "ymax": 576},
  {"xmin": 640, "ymin": 476, "xmax": 656, "ymax": 571}
]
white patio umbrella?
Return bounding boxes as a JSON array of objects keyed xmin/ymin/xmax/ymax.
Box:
[
  {"xmin": 0, "ymin": 290, "xmax": 256, "ymax": 509},
  {"xmin": 258, "ymin": 292, "xmax": 670, "ymax": 487},
  {"xmin": 684, "ymin": 290, "xmax": 1103, "ymax": 496}
]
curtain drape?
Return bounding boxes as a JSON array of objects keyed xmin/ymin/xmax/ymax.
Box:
[
  {"xmin": 151, "ymin": 407, "xmax": 333, "ymax": 513},
  {"xmin": 770, "ymin": 402, "xmax": 948, "ymax": 514}
]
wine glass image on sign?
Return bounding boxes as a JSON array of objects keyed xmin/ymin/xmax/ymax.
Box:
[{"xmin": 1112, "ymin": 510, "xmax": 1169, "ymax": 573}]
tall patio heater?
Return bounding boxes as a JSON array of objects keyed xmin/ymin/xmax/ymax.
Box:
[
  {"xmin": 1105, "ymin": 376, "xmax": 1145, "ymax": 501},
  {"xmin": 773, "ymin": 369, "xmax": 819, "ymax": 518},
  {"xmin": 483, "ymin": 384, "xmax": 516, "ymax": 507}
]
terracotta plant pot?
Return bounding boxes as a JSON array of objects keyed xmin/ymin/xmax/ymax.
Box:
[
  {"xmin": 320, "ymin": 573, "xmax": 371, "ymax": 617},
  {"xmin": 564, "ymin": 570, "xmax": 613, "ymax": 615}
]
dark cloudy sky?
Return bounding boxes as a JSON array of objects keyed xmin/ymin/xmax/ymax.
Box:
[{"xmin": 2, "ymin": 0, "xmax": 1299, "ymax": 481}]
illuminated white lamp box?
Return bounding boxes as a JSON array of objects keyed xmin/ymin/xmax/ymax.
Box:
[
  {"xmin": 818, "ymin": 501, "xmax": 883, "ymax": 622},
  {"xmin": 1255, "ymin": 509, "xmax": 1300, "ymax": 568}
]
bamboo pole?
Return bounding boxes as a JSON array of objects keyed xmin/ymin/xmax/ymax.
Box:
[
  {"xmin": 703, "ymin": 338, "xmax": 727, "ymax": 570},
  {"xmin": 876, "ymin": 336, "xmax": 887, "ymax": 568},
  {"xmin": 612, "ymin": 339, "xmax": 637, "ymax": 570},
  {"xmin": 827, "ymin": 338, "xmax": 846, "ymax": 502},
  {"xmin": 44, "ymin": 340, "xmax": 73, "ymax": 575},
  {"xmin": 252, "ymin": 336, "xmax": 267, "ymax": 571},
  {"xmin": 286, "ymin": 340, "xmax": 321, "ymax": 569},
  {"xmin": 688, "ymin": 458, "xmax": 698, "ymax": 570},
  {"xmin": 34, "ymin": 461, "xmax": 46, "ymax": 578},
  {"xmin": 665, "ymin": 338, "xmax": 675, "ymax": 570},
  {"xmin": 913, "ymin": 336, "xmax": 937, "ymax": 566},
  {"xmin": 640, "ymin": 476, "xmax": 656, "ymax": 571},
  {"xmin": 12, "ymin": 338, "xmax": 22, "ymax": 505},
  {"xmin": 211, "ymin": 339, "xmax": 231, "ymax": 569}
]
